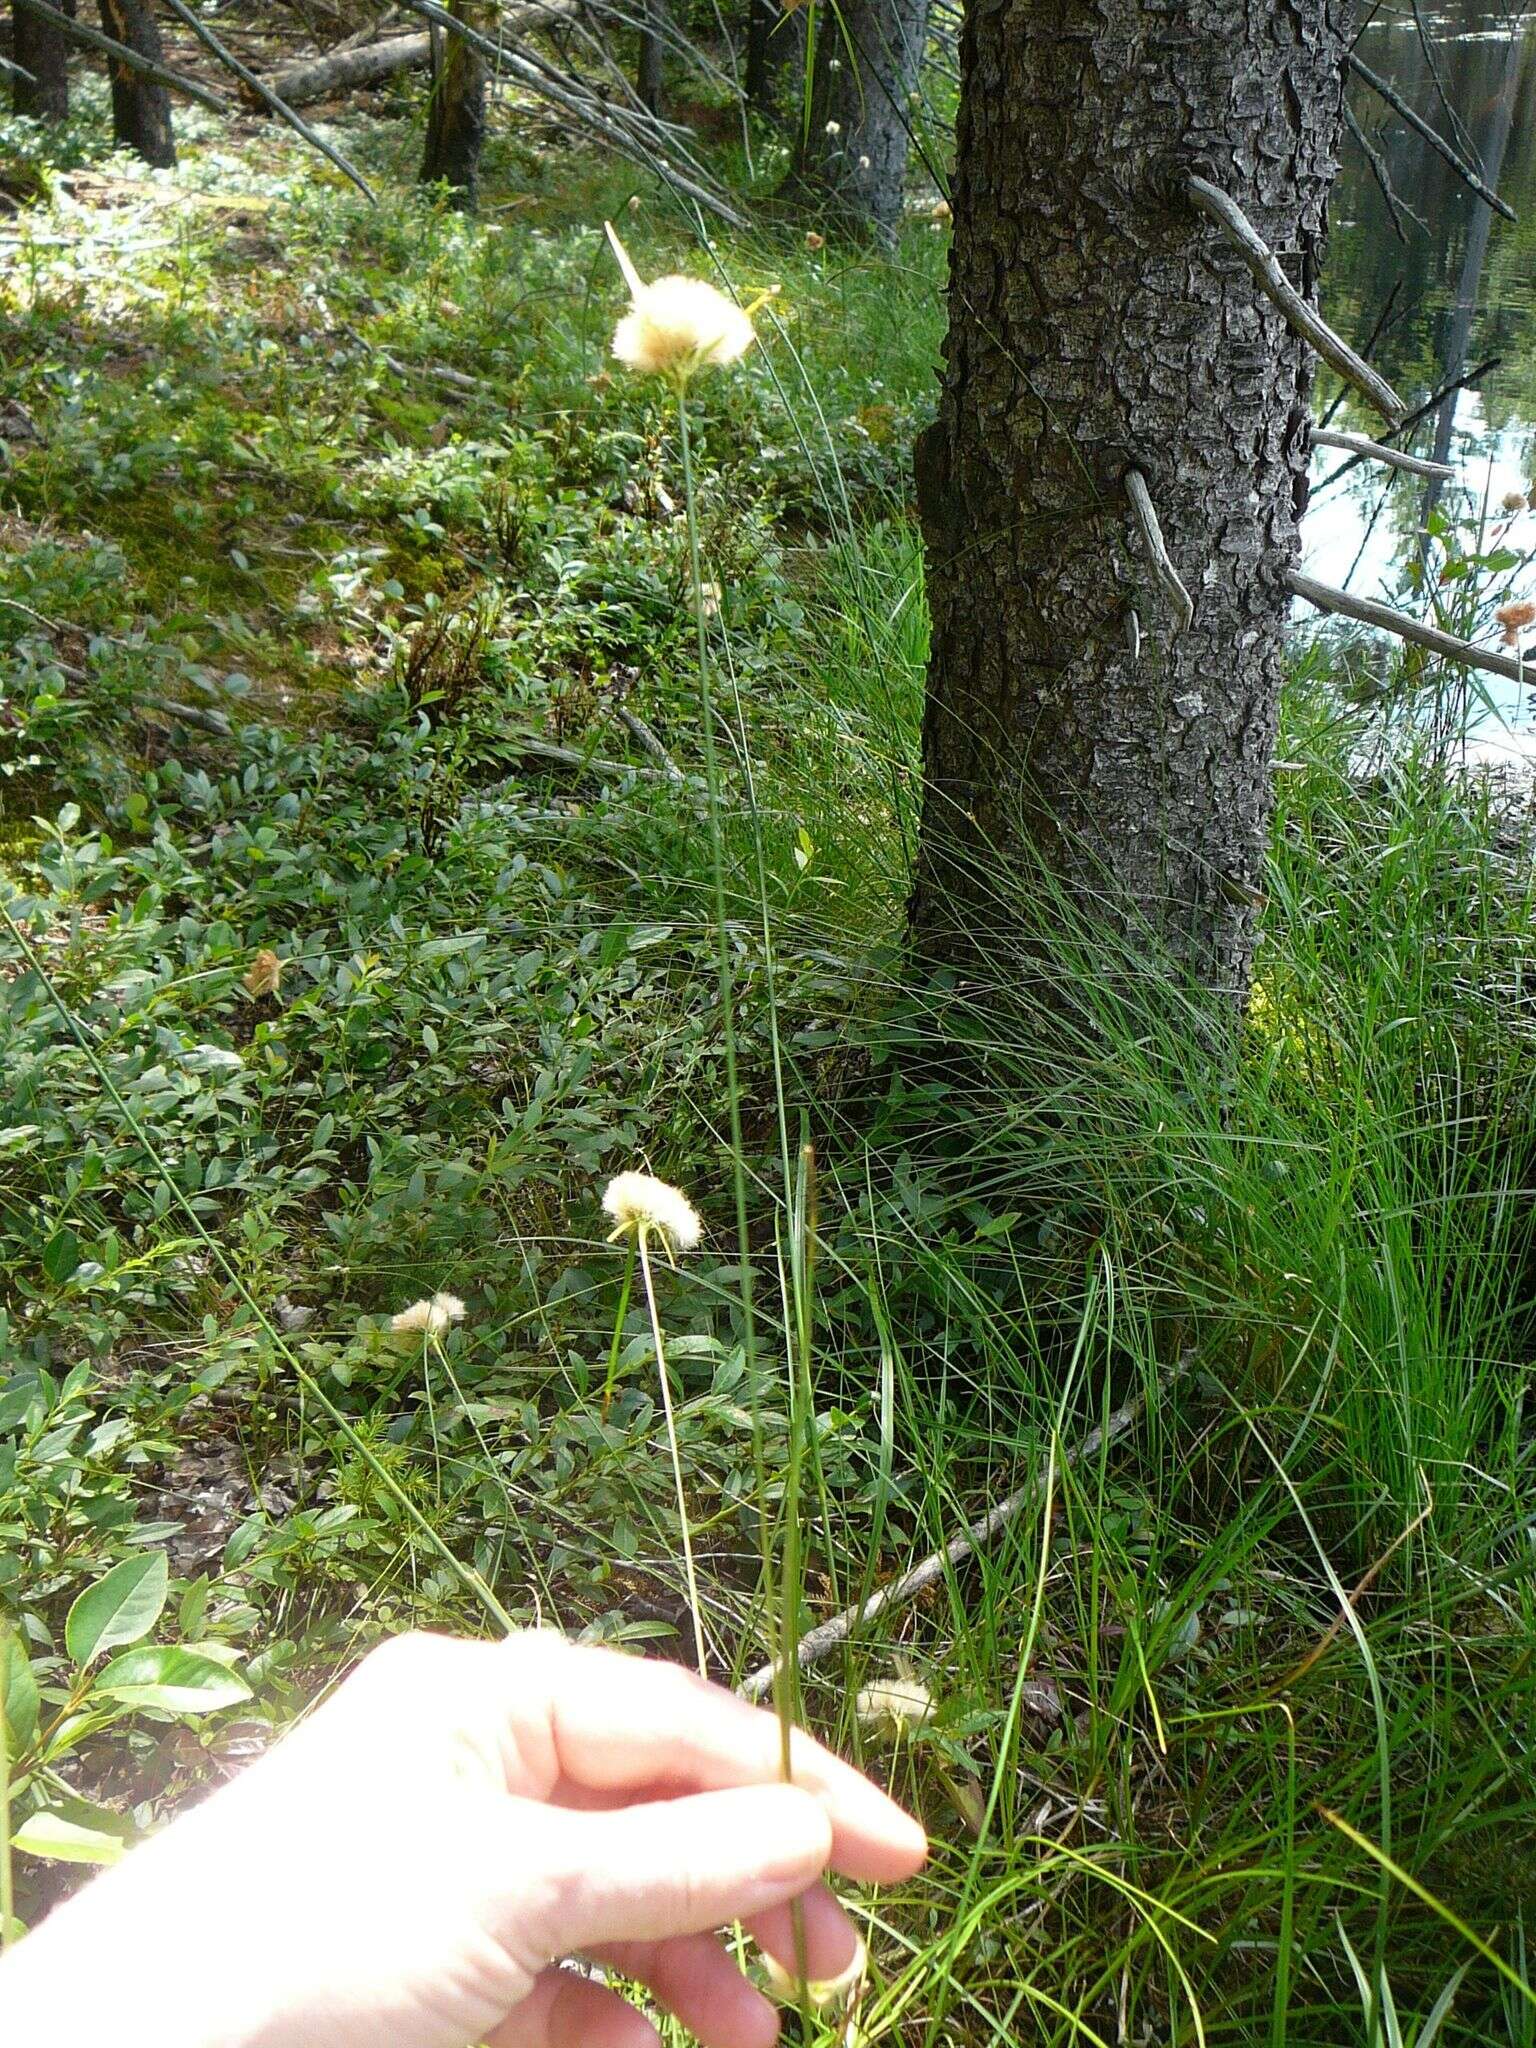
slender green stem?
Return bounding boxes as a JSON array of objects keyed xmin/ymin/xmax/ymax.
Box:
[
  {"xmin": 637, "ymin": 1228, "xmax": 710, "ymax": 1679},
  {"xmin": 677, "ymin": 378, "xmax": 810, "ymax": 2015},
  {"xmin": 601, "ymin": 1238, "xmax": 638, "ymax": 1419}
]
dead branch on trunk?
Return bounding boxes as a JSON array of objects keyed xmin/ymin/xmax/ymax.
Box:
[
  {"xmin": 1187, "ymin": 175, "xmax": 1407, "ymax": 428},
  {"xmin": 1310, "ymin": 430, "xmax": 1454, "ymax": 482},
  {"xmin": 1349, "ymin": 53, "xmax": 1516, "ymax": 223},
  {"xmin": 158, "ymin": 0, "xmax": 377, "ymax": 201},
  {"xmin": 1288, "ymin": 572, "xmax": 1530, "ymax": 686},
  {"xmin": 1315, "ymin": 357, "xmax": 1500, "ymax": 493},
  {"xmin": 14, "ymin": 0, "xmax": 232, "ymax": 113},
  {"xmin": 1124, "ymin": 469, "xmax": 1195, "ymax": 633},
  {"xmin": 739, "ymin": 1364, "xmax": 1190, "ymax": 1702}
]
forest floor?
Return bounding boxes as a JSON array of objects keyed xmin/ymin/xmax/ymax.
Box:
[{"xmin": 3, "ymin": 76, "xmax": 1536, "ymax": 2048}]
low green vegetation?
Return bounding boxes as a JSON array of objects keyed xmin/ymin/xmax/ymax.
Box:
[{"xmin": 2, "ymin": 100, "xmax": 1534, "ymax": 2045}]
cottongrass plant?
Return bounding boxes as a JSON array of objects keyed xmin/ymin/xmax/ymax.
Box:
[
  {"xmin": 603, "ymin": 229, "xmax": 831, "ymax": 2018},
  {"xmin": 602, "ymin": 1170, "xmax": 709, "ymax": 1677}
]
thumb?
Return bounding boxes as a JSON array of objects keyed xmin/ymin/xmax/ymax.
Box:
[{"xmin": 517, "ymin": 1784, "xmax": 834, "ymax": 1954}]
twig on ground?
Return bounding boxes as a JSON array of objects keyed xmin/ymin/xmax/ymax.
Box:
[
  {"xmin": 158, "ymin": 0, "xmax": 377, "ymax": 202},
  {"xmin": 614, "ymin": 705, "xmax": 684, "ymax": 782},
  {"xmin": 739, "ymin": 1360, "xmax": 1193, "ymax": 1701}
]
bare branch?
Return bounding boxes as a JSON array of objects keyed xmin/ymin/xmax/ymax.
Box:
[
  {"xmin": 1316, "ymin": 356, "xmax": 1500, "ymax": 492},
  {"xmin": 1187, "ymin": 175, "xmax": 1407, "ymax": 428},
  {"xmin": 739, "ymin": 1363, "xmax": 1189, "ymax": 1702},
  {"xmin": 614, "ymin": 705, "xmax": 684, "ymax": 782},
  {"xmin": 1311, "ymin": 430, "xmax": 1454, "ymax": 483},
  {"xmin": 13, "ymin": 0, "xmax": 233, "ymax": 113},
  {"xmin": 1342, "ymin": 103, "xmax": 1424, "ymax": 246},
  {"xmin": 1348, "ymin": 53, "xmax": 1517, "ymax": 223},
  {"xmin": 158, "ymin": 0, "xmax": 377, "ymax": 202},
  {"xmin": 1124, "ymin": 469, "xmax": 1195, "ymax": 634},
  {"xmin": 392, "ymin": 0, "xmax": 749, "ymax": 226},
  {"xmin": 1288, "ymin": 572, "xmax": 1530, "ymax": 687}
]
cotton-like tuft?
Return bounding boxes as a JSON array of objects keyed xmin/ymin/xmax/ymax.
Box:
[
  {"xmin": 602, "ymin": 1171, "xmax": 703, "ymax": 1254},
  {"xmin": 390, "ymin": 1292, "xmax": 467, "ymax": 1338},
  {"xmin": 604, "ymin": 224, "xmax": 755, "ymax": 389},
  {"xmin": 855, "ymin": 1675, "xmax": 934, "ymax": 1737}
]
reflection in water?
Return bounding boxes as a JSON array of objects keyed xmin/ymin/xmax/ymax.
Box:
[{"xmin": 1308, "ymin": 3, "xmax": 1536, "ymax": 730}]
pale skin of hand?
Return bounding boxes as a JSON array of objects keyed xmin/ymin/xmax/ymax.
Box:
[{"xmin": 0, "ymin": 1630, "xmax": 927, "ymax": 2048}]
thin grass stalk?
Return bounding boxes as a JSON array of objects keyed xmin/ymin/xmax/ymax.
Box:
[
  {"xmin": 636, "ymin": 1226, "xmax": 710, "ymax": 1677},
  {"xmin": 601, "ymin": 1236, "xmax": 638, "ymax": 1418},
  {"xmin": 675, "ymin": 387, "xmax": 811, "ymax": 2009}
]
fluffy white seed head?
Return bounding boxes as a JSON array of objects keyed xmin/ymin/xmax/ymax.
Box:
[
  {"xmin": 855, "ymin": 1675, "xmax": 934, "ymax": 1738},
  {"xmin": 390, "ymin": 1291, "xmax": 466, "ymax": 1338},
  {"xmin": 605, "ymin": 223, "xmax": 755, "ymax": 389},
  {"xmin": 602, "ymin": 1171, "xmax": 703, "ymax": 1253}
]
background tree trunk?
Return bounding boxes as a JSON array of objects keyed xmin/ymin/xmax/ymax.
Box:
[
  {"xmin": 791, "ymin": 0, "xmax": 928, "ymax": 235},
  {"xmin": 746, "ymin": 0, "xmax": 804, "ymax": 124},
  {"xmin": 97, "ymin": 0, "xmax": 174, "ymax": 165},
  {"xmin": 419, "ymin": 4, "xmax": 490, "ymax": 208},
  {"xmin": 13, "ymin": 0, "xmax": 74, "ymax": 122},
  {"xmin": 911, "ymin": 0, "xmax": 1352, "ymax": 1000},
  {"xmin": 634, "ymin": 0, "xmax": 664, "ymax": 115}
]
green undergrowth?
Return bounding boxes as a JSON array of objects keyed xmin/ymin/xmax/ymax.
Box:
[{"xmin": 2, "ymin": 102, "xmax": 1534, "ymax": 2046}]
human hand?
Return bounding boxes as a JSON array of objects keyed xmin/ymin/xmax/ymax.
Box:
[{"xmin": 0, "ymin": 1629, "xmax": 926, "ymax": 2048}]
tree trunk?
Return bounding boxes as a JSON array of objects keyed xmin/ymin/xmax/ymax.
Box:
[
  {"xmin": 746, "ymin": 0, "xmax": 804, "ymax": 124},
  {"xmin": 635, "ymin": 0, "xmax": 664, "ymax": 116},
  {"xmin": 911, "ymin": 0, "xmax": 1352, "ymax": 1001},
  {"xmin": 419, "ymin": 2, "xmax": 489, "ymax": 210},
  {"xmin": 97, "ymin": 0, "xmax": 174, "ymax": 165},
  {"xmin": 13, "ymin": 0, "xmax": 74, "ymax": 122},
  {"xmin": 791, "ymin": 0, "xmax": 928, "ymax": 235}
]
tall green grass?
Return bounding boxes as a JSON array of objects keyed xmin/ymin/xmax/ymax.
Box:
[{"xmin": 715, "ymin": 520, "xmax": 1536, "ymax": 2043}]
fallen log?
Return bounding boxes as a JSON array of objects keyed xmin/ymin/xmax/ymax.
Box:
[
  {"xmin": 250, "ymin": 32, "xmax": 432, "ymax": 109},
  {"xmin": 257, "ymin": 5, "xmax": 577, "ymax": 111}
]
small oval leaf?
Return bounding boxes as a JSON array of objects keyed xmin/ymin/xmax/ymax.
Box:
[
  {"xmin": 1, "ymin": 1629, "xmax": 40, "ymax": 1754},
  {"xmin": 11, "ymin": 1813, "xmax": 126, "ymax": 1866},
  {"xmin": 65, "ymin": 1552, "xmax": 169, "ymax": 1668},
  {"xmin": 95, "ymin": 1646, "xmax": 252, "ymax": 1715}
]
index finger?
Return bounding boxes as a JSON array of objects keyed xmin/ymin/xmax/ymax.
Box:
[{"xmin": 541, "ymin": 1644, "xmax": 927, "ymax": 1885}]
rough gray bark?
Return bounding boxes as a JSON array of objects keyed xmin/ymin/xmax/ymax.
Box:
[
  {"xmin": 420, "ymin": 3, "xmax": 489, "ymax": 208},
  {"xmin": 791, "ymin": 0, "xmax": 929, "ymax": 235},
  {"xmin": 911, "ymin": 0, "xmax": 1353, "ymax": 1001},
  {"xmin": 13, "ymin": 0, "xmax": 74, "ymax": 122},
  {"xmin": 97, "ymin": 0, "xmax": 174, "ymax": 164}
]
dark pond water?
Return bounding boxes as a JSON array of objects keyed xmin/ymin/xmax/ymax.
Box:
[{"xmin": 1310, "ymin": 2, "xmax": 1536, "ymax": 740}]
